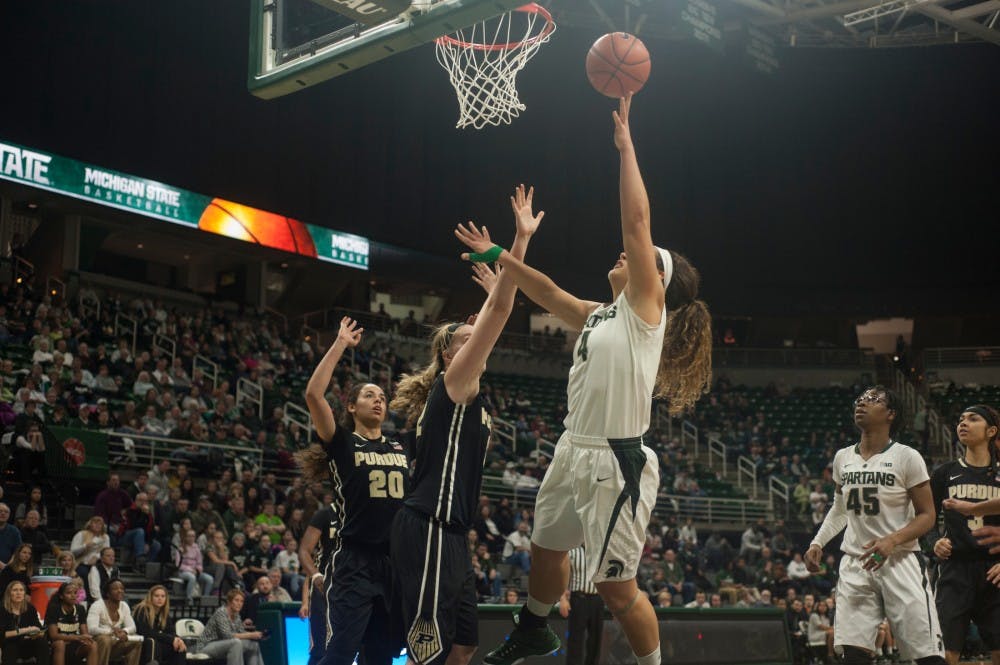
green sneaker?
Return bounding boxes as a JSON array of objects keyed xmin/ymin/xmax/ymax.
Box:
[{"xmin": 482, "ymin": 622, "xmax": 561, "ymax": 665}]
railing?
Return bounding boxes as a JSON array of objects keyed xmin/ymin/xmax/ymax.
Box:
[
  {"xmin": 13, "ymin": 256, "xmax": 33, "ymax": 283},
  {"xmin": 114, "ymin": 313, "xmax": 138, "ymax": 357},
  {"xmin": 46, "ymin": 275, "xmax": 65, "ymax": 300},
  {"xmin": 653, "ymin": 403, "xmax": 674, "ymax": 441},
  {"xmin": 106, "ymin": 431, "xmax": 264, "ymax": 478},
  {"xmin": 707, "ymin": 434, "xmax": 727, "ymax": 476},
  {"xmin": 924, "ymin": 346, "xmax": 1000, "ymax": 366},
  {"xmin": 153, "ymin": 334, "xmax": 176, "ymax": 363},
  {"xmin": 284, "ymin": 401, "xmax": 313, "ymax": 441},
  {"xmin": 302, "ymin": 324, "xmax": 321, "ymax": 350},
  {"xmin": 768, "ymin": 476, "xmax": 791, "ymax": 518},
  {"xmin": 491, "ymin": 417, "xmax": 517, "ymax": 452},
  {"xmin": 79, "ymin": 295, "xmax": 100, "ymax": 321},
  {"xmin": 263, "ymin": 307, "xmax": 289, "ymax": 335},
  {"xmin": 193, "ymin": 354, "xmax": 219, "ymax": 389},
  {"xmin": 654, "ymin": 493, "xmax": 772, "ymax": 524},
  {"xmin": 681, "ymin": 420, "xmax": 699, "ymax": 457},
  {"xmin": 713, "ymin": 347, "xmax": 875, "ymax": 368},
  {"xmin": 737, "ymin": 456, "xmax": 758, "ymax": 498},
  {"xmin": 236, "ymin": 377, "xmax": 263, "ymax": 420},
  {"xmin": 369, "ymin": 358, "xmax": 393, "ymax": 391}
]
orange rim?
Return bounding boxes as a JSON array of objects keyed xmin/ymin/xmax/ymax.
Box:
[{"xmin": 435, "ymin": 3, "xmax": 555, "ymax": 52}]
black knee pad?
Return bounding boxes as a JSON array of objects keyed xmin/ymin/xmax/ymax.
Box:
[
  {"xmin": 914, "ymin": 657, "xmax": 946, "ymax": 665},
  {"xmin": 841, "ymin": 646, "xmax": 874, "ymax": 665}
]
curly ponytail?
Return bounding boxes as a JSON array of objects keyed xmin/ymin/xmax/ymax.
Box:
[
  {"xmin": 654, "ymin": 251, "xmax": 713, "ymax": 415},
  {"xmin": 389, "ymin": 324, "xmax": 457, "ymax": 426}
]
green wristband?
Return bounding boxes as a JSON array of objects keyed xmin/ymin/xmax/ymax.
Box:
[{"xmin": 468, "ymin": 245, "xmax": 504, "ymax": 263}]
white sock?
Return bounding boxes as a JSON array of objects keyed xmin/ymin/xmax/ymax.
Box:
[
  {"xmin": 525, "ymin": 594, "xmax": 551, "ymax": 618},
  {"xmin": 635, "ymin": 647, "xmax": 661, "ymax": 665}
]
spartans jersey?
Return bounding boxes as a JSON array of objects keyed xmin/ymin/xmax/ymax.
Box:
[
  {"xmin": 563, "ymin": 290, "xmax": 666, "ymax": 440},
  {"xmin": 833, "ymin": 441, "xmax": 930, "ymax": 556},
  {"xmin": 322, "ymin": 428, "xmax": 407, "ymax": 546},
  {"xmin": 931, "ymin": 458, "xmax": 1000, "ymax": 560},
  {"xmin": 405, "ymin": 374, "xmax": 491, "ymax": 529},
  {"xmin": 308, "ymin": 505, "xmax": 341, "ymax": 573}
]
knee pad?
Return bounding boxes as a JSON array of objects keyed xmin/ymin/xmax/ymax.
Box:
[
  {"xmin": 914, "ymin": 657, "xmax": 946, "ymax": 665},
  {"xmin": 841, "ymin": 646, "xmax": 873, "ymax": 665}
]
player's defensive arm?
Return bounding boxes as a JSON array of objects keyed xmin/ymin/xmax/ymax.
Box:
[
  {"xmin": 456, "ymin": 186, "xmax": 599, "ymax": 331},
  {"xmin": 944, "ymin": 496, "xmax": 1000, "ymax": 517},
  {"xmin": 613, "ymin": 94, "xmax": 664, "ymax": 325},
  {"xmin": 304, "ymin": 317, "xmax": 362, "ymax": 443},
  {"xmin": 446, "ymin": 224, "xmax": 530, "ymax": 405}
]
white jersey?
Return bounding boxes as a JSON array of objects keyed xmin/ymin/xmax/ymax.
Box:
[
  {"xmin": 563, "ymin": 290, "xmax": 666, "ymax": 440},
  {"xmin": 832, "ymin": 441, "xmax": 930, "ymax": 556}
]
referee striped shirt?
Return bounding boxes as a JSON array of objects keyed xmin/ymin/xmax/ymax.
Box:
[{"xmin": 568, "ymin": 547, "xmax": 598, "ymax": 595}]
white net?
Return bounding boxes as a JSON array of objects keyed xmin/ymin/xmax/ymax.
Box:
[{"xmin": 434, "ymin": 4, "xmax": 555, "ymax": 130}]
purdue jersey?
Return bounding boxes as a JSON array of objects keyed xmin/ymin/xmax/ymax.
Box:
[
  {"xmin": 563, "ymin": 290, "xmax": 665, "ymax": 440},
  {"xmin": 308, "ymin": 505, "xmax": 341, "ymax": 573},
  {"xmin": 931, "ymin": 458, "xmax": 1000, "ymax": 560},
  {"xmin": 323, "ymin": 427, "xmax": 407, "ymax": 546},
  {"xmin": 833, "ymin": 441, "xmax": 930, "ymax": 556},
  {"xmin": 406, "ymin": 374, "xmax": 491, "ymax": 529}
]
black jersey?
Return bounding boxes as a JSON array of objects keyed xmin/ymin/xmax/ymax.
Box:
[
  {"xmin": 322, "ymin": 427, "xmax": 408, "ymax": 546},
  {"xmin": 308, "ymin": 504, "xmax": 341, "ymax": 573},
  {"xmin": 405, "ymin": 374, "xmax": 491, "ymax": 530},
  {"xmin": 931, "ymin": 458, "xmax": 1000, "ymax": 560}
]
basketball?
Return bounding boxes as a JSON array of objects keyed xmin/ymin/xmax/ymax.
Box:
[{"xmin": 586, "ymin": 32, "xmax": 651, "ymax": 98}]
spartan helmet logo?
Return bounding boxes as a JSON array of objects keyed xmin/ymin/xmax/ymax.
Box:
[{"xmin": 605, "ymin": 559, "xmax": 625, "ymax": 579}]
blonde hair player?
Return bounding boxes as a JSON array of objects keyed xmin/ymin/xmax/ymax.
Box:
[
  {"xmin": 804, "ymin": 386, "xmax": 945, "ymax": 665},
  {"xmin": 461, "ymin": 94, "xmax": 712, "ymax": 665},
  {"xmin": 388, "ymin": 188, "xmax": 536, "ymax": 665}
]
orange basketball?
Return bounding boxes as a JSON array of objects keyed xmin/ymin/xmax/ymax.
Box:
[
  {"xmin": 586, "ymin": 32, "xmax": 651, "ymax": 98},
  {"xmin": 197, "ymin": 198, "xmax": 318, "ymax": 258}
]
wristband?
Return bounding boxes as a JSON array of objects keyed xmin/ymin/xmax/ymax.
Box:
[
  {"xmin": 311, "ymin": 573, "xmax": 323, "ymax": 580},
  {"xmin": 468, "ymin": 245, "xmax": 504, "ymax": 263}
]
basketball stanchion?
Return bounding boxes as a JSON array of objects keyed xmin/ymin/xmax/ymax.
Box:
[{"xmin": 434, "ymin": 3, "xmax": 556, "ymax": 129}]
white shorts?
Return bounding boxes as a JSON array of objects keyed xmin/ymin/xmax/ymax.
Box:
[
  {"xmin": 835, "ymin": 551, "xmax": 944, "ymax": 660},
  {"xmin": 531, "ymin": 431, "xmax": 659, "ymax": 585}
]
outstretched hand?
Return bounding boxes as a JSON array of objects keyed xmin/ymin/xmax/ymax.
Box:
[
  {"xmin": 612, "ymin": 93, "xmax": 634, "ymax": 151},
  {"xmin": 455, "ymin": 222, "xmax": 494, "ymax": 260},
  {"xmin": 335, "ymin": 317, "xmax": 363, "ymax": 348},
  {"xmin": 510, "ymin": 184, "xmax": 544, "ymax": 237},
  {"xmin": 471, "ymin": 263, "xmax": 499, "ymax": 295}
]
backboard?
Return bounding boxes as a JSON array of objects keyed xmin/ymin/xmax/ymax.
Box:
[{"xmin": 248, "ymin": 0, "xmax": 523, "ymax": 99}]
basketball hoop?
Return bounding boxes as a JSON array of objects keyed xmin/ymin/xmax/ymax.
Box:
[{"xmin": 434, "ymin": 3, "xmax": 556, "ymax": 129}]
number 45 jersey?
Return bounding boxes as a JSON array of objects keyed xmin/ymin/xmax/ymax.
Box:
[
  {"xmin": 323, "ymin": 427, "xmax": 409, "ymax": 546},
  {"xmin": 931, "ymin": 458, "xmax": 1000, "ymax": 560},
  {"xmin": 833, "ymin": 441, "xmax": 931, "ymax": 556}
]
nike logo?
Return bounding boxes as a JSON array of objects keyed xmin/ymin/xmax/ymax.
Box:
[
  {"xmin": 843, "ymin": 463, "xmax": 853, "ymax": 468},
  {"xmin": 949, "ymin": 474, "xmax": 962, "ymax": 480},
  {"xmin": 596, "ymin": 476, "xmax": 613, "ymax": 482},
  {"xmin": 355, "ymin": 442, "xmax": 367, "ymax": 449}
]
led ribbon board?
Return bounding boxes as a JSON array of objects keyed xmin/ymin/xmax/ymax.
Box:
[{"xmin": 0, "ymin": 139, "xmax": 369, "ymax": 270}]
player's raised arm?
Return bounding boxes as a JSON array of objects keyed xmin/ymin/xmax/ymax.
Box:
[
  {"xmin": 456, "ymin": 185, "xmax": 600, "ymax": 331},
  {"xmin": 304, "ymin": 317, "xmax": 362, "ymax": 443},
  {"xmin": 445, "ymin": 196, "xmax": 535, "ymax": 404},
  {"xmin": 613, "ymin": 94, "xmax": 663, "ymax": 325}
]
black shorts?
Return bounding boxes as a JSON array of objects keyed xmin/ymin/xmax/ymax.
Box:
[
  {"xmin": 391, "ymin": 508, "xmax": 478, "ymax": 665},
  {"xmin": 320, "ymin": 544, "xmax": 401, "ymax": 665},
  {"xmin": 308, "ymin": 579, "xmax": 330, "ymax": 665},
  {"xmin": 935, "ymin": 558, "xmax": 1000, "ymax": 652}
]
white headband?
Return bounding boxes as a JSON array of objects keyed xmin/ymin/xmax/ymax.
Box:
[{"xmin": 656, "ymin": 246, "xmax": 674, "ymax": 290}]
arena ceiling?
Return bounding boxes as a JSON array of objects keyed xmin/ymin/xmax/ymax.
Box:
[{"xmin": 0, "ymin": 1, "xmax": 997, "ymax": 316}]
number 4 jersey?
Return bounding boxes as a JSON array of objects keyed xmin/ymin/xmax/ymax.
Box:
[
  {"xmin": 322, "ymin": 427, "xmax": 408, "ymax": 546},
  {"xmin": 833, "ymin": 441, "xmax": 931, "ymax": 556},
  {"xmin": 930, "ymin": 458, "xmax": 1000, "ymax": 560}
]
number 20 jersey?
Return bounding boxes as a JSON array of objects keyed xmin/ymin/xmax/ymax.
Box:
[
  {"xmin": 832, "ymin": 441, "xmax": 930, "ymax": 557},
  {"xmin": 323, "ymin": 427, "xmax": 408, "ymax": 546}
]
